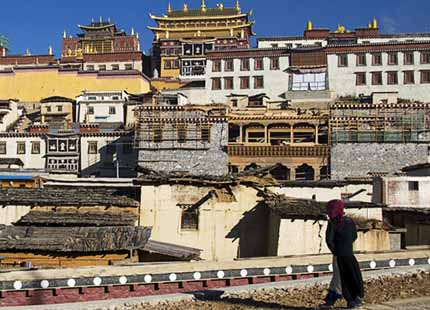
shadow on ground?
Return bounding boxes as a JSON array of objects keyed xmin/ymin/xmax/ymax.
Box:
[{"xmin": 191, "ymin": 290, "xmax": 317, "ymax": 309}]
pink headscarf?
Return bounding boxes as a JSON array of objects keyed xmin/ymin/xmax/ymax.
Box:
[{"xmin": 327, "ymin": 199, "xmax": 345, "ymax": 221}]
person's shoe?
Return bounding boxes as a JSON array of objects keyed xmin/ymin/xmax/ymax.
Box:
[
  {"xmin": 347, "ymin": 297, "xmax": 363, "ymax": 309},
  {"xmin": 321, "ymin": 290, "xmax": 343, "ymax": 307}
]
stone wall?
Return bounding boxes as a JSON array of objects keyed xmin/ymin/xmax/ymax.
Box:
[
  {"xmin": 138, "ymin": 122, "xmax": 228, "ymax": 177},
  {"xmin": 331, "ymin": 143, "xmax": 429, "ymax": 179}
]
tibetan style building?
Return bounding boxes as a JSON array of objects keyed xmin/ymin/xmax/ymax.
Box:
[
  {"xmin": 228, "ymin": 107, "xmax": 330, "ymax": 180},
  {"xmin": 148, "ymin": 0, "xmax": 254, "ymax": 80},
  {"xmin": 0, "ymin": 35, "xmax": 9, "ymax": 57},
  {"xmin": 61, "ymin": 19, "xmax": 144, "ymax": 72}
]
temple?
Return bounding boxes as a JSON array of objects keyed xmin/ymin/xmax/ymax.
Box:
[
  {"xmin": 0, "ymin": 35, "xmax": 9, "ymax": 57},
  {"xmin": 148, "ymin": 0, "xmax": 254, "ymax": 79},
  {"xmin": 60, "ymin": 18, "xmax": 144, "ymax": 72}
]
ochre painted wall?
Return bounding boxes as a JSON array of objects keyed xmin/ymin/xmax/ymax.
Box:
[{"xmin": 0, "ymin": 69, "xmax": 151, "ymax": 102}]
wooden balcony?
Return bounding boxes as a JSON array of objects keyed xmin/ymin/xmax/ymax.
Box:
[{"xmin": 228, "ymin": 145, "xmax": 330, "ymax": 158}]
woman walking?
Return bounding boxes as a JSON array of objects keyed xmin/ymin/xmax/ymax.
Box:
[{"xmin": 325, "ymin": 200, "xmax": 364, "ymax": 308}]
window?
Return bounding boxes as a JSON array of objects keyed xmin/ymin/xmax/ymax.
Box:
[
  {"xmin": 0, "ymin": 142, "xmax": 6, "ymax": 154},
  {"xmin": 421, "ymin": 52, "xmax": 430, "ymax": 64},
  {"xmin": 387, "ymin": 71, "xmax": 398, "ymax": 85},
  {"xmin": 86, "ymin": 65, "xmax": 94, "ymax": 71},
  {"xmin": 173, "ymin": 60, "xmax": 180, "ymax": 69},
  {"xmin": 371, "ymin": 72, "xmax": 383, "ymax": 85},
  {"xmin": 254, "ymin": 58, "xmax": 264, "ymax": 70},
  {"xmin": 153, "ymin": 125, "xmax": 163, "ymax": 143},
  {"xmin": 271, "ymin": 43, "xmax": 279, "ymax": 48},
  {"xmin": 404, "ymin": 71, "xmax": 415, "ymax": 84},
  {"xmin": 31, "ymin": 141, "xmax": 40, "ymax": 154},
  {"xmin": 355, "ymin": 72, "xmax": 366, "ymax": 85},
  {"xmin": 109, "ymin": 106, "xmax": 116, "ymax": 115},
  {"xmin": 180, "ymin": 206, "xmax": 199, "ymax": 230},
  {"xmin": 124, "ymin": 64, "xmax": 133, "ymax": 70},
  {"xmin": 388, "ymin": 53, "xmax": 398, "ymax": 65},
  {"xmin": 88, "ymin": 106, "xmax": 94, "ymax": 114},
  {"xmin": 98, "ymin": 65, "xmax": 106, "ymax": 71},
  {"xmin": 421, "ymin": 71, "xmax": 430, "ymax": 84},
  {"xmin": 372, "ymin": 53, "xmax": 382, "ymax": 66},
  {"xmin": 404, "ymin": 52, "xmax": 414, "ymax": 65},
  {"xmin": 409, "ymin": 181, "xmax": 419, "ymax": 191},
  {"xmin": 177, "ymin": 125, "xmax": 187, "ymax": 143},
  {"xmin": 46, "ymin": 106, "xmax": 51, "ymax": 112},
  {"xmin": 164, "ymin": 60, "xmax": 171, "ymax": 69},
  {"xmin": 88, "ymin": 96, "xmax": 97, "ymax": 100},
  {"xmin": 88, "ymin": 141, "xmax": 98, "ymax": 154},
  {"xmin": 212, "ymin": 60, "xmax": 221, "ymax": 72},
  {"xmin": 224, "ymin": 77, "xmax": 234, "ymax": 90},
  {"xmin": 240, "ymin": 76, "xmax": 250, "ymax": 89},
  {"xmin": 57, "ymin": 105, "xmax": 63, "ymax": 112},
  {"xmin": 200, "ymin": 125, "xmax": 211, "ymax": 143},
  {"xmin": 111, "ymin": 64, "xmax": 119, "ymax": 71},
  {"xmin": 224, "ymin": 59, "xmax": 234, "ymax": 71},
  {"xmin": 270, "ymin": 57, "xmax": 280, "ymax": 70},
  {"xmin": 254, "ymin": 76, "xmax": 264, "ymax": 89},
  {"xmin": 231, "ymin": 99, "xmax": 238, "ymax": 108},
  {"xmin": 240, "ymin": 58, "xmax": 250, "ymax": 71},
  {"xmin": 338, "ymin": 54, "xmax": 348, "ymax": 67},
  {"xmin": 122, "ymin": 143, "xmax": 132, "ymax": 154},
  {"xmin": 356, "ymin": 54, "xmax": 367, "ymax": 66},
  {"xmin": 17, "ymin": 142, "xmax": 26, "ymax": 155},
  {"xmin": 212, "ymin": 78, "xmax": 222, "ymax": 90}
]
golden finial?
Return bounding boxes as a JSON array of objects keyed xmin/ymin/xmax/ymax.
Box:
[
  {"xmin": 48, "ymin": 45, "xmax": 53, "ymax": 55},
  {"xmin": 63, "ymin": 30, "xmax": 67, "ymax": 39},
  {"xmin": 183, "ymin": 3, "xmax": 189, "ymax": 12},
  {"xmin": 99, "ymin": 16, "xmax": 102, "ymax": 23},
  {"xmin": 201, "ymin": 0, "xmax": 207, "ymax": 12},
  {"xmin": 235, "ymin": 0, "xmax": 241, "ymax": 12},
  {"xmin": 372, "ymin": 18, "xmax": 378, "ymax": 29},
  {"xmin": 307, "ymin": 20, "xmax": 313, "ymax": 31},
  {"xmin": 336, "ymin": 24, "xmax": 346, "ymax": 33},
  {"xmin": 25, "ymin": 48, "xmax": 31, "ymax": 56},
  {"xmin": 368, "ymin": 22, "xmax": 372, "ymax": 29},
  {"xmin": 219, "ymin": 2, "xmax": 224, "ymax": 10},
  {"xmin": 131, "ymin": 27, "xmax": 135, "ymax": 36},
  {"xmin": 167, "ymin": 2, "xmax": 172, "ymax": 13}
]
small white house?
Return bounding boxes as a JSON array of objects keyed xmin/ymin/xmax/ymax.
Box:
[{"xmin": 76, "ymin": 91, "xmax": 128, "ymax": 124}]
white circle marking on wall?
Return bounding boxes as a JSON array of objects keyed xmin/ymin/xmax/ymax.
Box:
[
  {"xmin": 119, "ymin": 276, "xmax": 128, "ymax": 285},
  {"xmin": 240, "ymin": 269, "xmax": 248, "ymax": 277},
  {"xmin": 144, "ymin": 275, "xmax": 152, "ymax": 283},
  {"xmin": 409, "ymin": 259, "xmax": 415, "ymax": 266},
  {"xmin": 67, "ymin": 279, "xmax": 76, "ymax": 287},
  {"xmin": 307, "ymin": 265, "xmax": 314, "ymax": 273},
  {"xmin": 263, "ymin": 268, "xmax": 271, "ymax": 276},
  {"xmin": 285, "ymin": 266, "xmax": 293, "ymax": 275},
  {"xmin": 93, "ymin": 277, "xmax": 102, "ymax": 286},
  {"xmin": 13, "ymin": 281, "xmax": 22, "ymax": 290},
  {"xmin": 169, "ymin": 273, "xmax": 177, "ymax": 282},
  {"xmin": 370, "ymin": 261, "xmax": 377, "ymax": 269},
  {"xmin": 389, "ymin": 260, "xmax": 396, "ymax": 268},
  {"xmin": 217, "ymin": 271, "xmax": 225, "ymax": 279},
  {"xmin": 193, "ymin": 272, "xmax": 201, "ymax": 280},
  {"xmin": 40, "ymin": 280, "xmax": 49, "ymax": 289}
]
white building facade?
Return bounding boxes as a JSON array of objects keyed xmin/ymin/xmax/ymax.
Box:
[
  {"xmin": 257, "ymin": 21, "xmax": 430, "ymax": 102},
  {"xmin": 76, "ymin": 91, "xmax": 127, "ymax": 124}
]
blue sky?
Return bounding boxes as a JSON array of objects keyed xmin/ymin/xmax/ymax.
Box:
[{"xmin": 1, "ymin": 0, "xmax": 429, "ymax": 56}]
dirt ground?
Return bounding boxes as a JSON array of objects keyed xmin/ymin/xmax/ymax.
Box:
[{"xmin": 132, "ymin": 271, "xmax": 430, "ymax": 310}]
